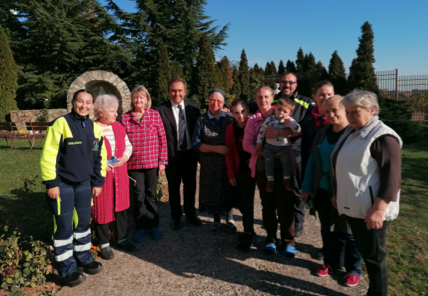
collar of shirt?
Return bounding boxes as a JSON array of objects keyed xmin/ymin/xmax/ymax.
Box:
[
  {"xmin": 170, "ymin": 100, "xmax": 185, "ymax": 109},
  {"xmin": 207, "ymin": 110, "xmax": 226, "ymax": 119}
]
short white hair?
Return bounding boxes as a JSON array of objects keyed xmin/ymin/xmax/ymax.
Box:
[
  {"xmin": 341, "ymin": 90, "xmax": 379, "ymax": 115},
  {"xmin": 94, "ymin": 94, "xmax": 119, "ymax": 118}
]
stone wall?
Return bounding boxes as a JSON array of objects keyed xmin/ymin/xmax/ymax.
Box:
[{"xmin": 10, "ymin": 109, "xmax": 67, "ymax": 131}]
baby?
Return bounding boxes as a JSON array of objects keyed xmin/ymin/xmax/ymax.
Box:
[{"xmin": 256, "ymin": 98, "xmax": 301, "ymax": 192}]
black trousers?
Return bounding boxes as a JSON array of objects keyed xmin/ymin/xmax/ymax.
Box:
[
  {"xmin": 94, "ymin": 210, "xmax": 128, "ymax": 245},
  {"xmin": 165, "ymin": 149, "xmax": 198, "ymax": 220},
  {"xmin": 128, "ymin": 168, "xmax": 159, "ymax": 231},
  {"xmin": 292, "ymin": 156, "xmax": 305, "ymax": 226},
  {"xmin": 232, "ymin": 169, "xmax": 256, "ymax": 234},
  {"xmin": 315, "ymin": 189, "xmax": 362, "ymax": 275},
  {"xmin": 256, "ymin": 169, "xmax": 295, "ymax": 246},
  {"xmin": 347, "ymin": 216, "xmax": 389, "ymax": 296}
]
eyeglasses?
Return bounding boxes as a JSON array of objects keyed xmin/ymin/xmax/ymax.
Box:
[
  {"xmin": 208, "ymin": 99, "xmax": 224, "ymax": 105},
  {"xmin": 279, "ymin": 80, "xmax": 297, "ymax": 85}
]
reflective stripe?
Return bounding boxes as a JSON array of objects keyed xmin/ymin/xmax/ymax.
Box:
[
  {"xmin": 74, "ymin": 242, "xmax": 91, "ymax": 252},
  {"xmin": 54, "ymin": 235, "xmax": 73, "ymax": 247},
  {"xmin": 55, "ymin": 249, "xmax": 73, "ymax": 262},
  {"xmin": 74, "ymin": 229, "xmax": 91, "ymax": 239},
  {"xmin": 57, "ymin": 198, "xmax": 61, "ymax": 215},
  {"xmin": 294, "ymin": 98, "xmax": 310, "ymax": 109}
]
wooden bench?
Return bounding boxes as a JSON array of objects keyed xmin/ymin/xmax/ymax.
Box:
[
  {"xmin": 25, "ymin": 122, "xmax": 50, "ymax": 151},
  {"xmin": 0, "ymin": 122, "xmax": 30, "ymax": 150}
]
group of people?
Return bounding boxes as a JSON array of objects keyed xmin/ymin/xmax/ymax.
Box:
[{"xmin": 40, "ymin": 73, "xmax": 401, "ymax": 296}]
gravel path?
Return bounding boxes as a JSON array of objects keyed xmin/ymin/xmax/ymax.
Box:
[{"xmin": 58, "ymin": 176, "xmax": 368, "ymax": 296}]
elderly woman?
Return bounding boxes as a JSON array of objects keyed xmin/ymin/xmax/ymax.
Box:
[
  {"xmin": 331, "ymin": 90, "xmax": 402, "ymax": 296},
  {"xmin": 243, "ymin": 86, "xmax": 297, "ymax": 256},
  {"xmin": 192, "ymin": 88, "xmax": 235, "ymax": 233},
  {"xmin": 120, "ymin": 85, "xmax": 168, "ymax": 243},
  {"xmin": 301, "ymin": 95, "xmax": 362, "ymax": 286},
  {"xmin": 40, "ymin": 89, "xmax": 106, "ymax": 287},
  {"xmin": 92, "ymin": 94, "xmax": 135, "ymax": 260}
]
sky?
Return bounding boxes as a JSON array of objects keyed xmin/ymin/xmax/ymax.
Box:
[{"xmin": 107, "ymin": 0, "xmax": 428, "ymax": 76}]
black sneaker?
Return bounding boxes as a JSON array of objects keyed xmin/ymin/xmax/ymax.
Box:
[
  {"xmin": 171, "ymin": 218, "xmax": 181, "ymax": 230},
  {"xmin": 77, "ymin": 261, "xmax": 103, "ymax": 275},
  {"xmin": 61, "ymin": 271, "xmax": 86, "ymax": 287},
  {"xmin": 236, "ymin": 233, "xmax": 253, "ymax": 251},
  {"xmin": 100, "ymin": 246, "xmax": 114, "ymax": 260},
  {"xmin": 117, "ymin": 239, "xmax": 136, "ymax": 252}
]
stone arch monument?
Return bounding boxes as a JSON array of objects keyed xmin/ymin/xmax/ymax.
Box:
[{"xmin": 67, "ymin": 71, "xmax": 131, "ymax": 116}]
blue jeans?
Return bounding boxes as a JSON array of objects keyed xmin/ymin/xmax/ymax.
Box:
[
  {"xmin": 47, "ymin": 179, "xmax": 93, "ymax": 277},
  {"xmin": 315, "ymin": 188, "xmax": 362, "ymax": 276}
]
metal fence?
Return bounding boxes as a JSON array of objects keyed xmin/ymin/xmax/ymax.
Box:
[{"xmin": 376, "ymin": 70, "xmax": 428, "ymax": 121}]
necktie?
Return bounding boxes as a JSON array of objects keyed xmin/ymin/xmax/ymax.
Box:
[{"xmin": 177, "ymin": 105, "xmax": 187, "ymax": 150}]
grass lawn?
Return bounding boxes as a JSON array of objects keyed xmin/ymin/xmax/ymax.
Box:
[{"xmin": 0, "ymin": 127, "xmax": 427, "ymax": 295}]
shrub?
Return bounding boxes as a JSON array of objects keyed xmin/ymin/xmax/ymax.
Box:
[{"xmin": 0, "ymin": 226, "xmax": 53, "ymax": 292}]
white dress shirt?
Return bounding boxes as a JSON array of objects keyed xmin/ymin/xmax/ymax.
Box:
[{"xmin": 171, "ymin": 100, "xmax": 192, "ymax": 151}]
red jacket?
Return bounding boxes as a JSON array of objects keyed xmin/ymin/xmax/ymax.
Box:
[
  {"xmin": 225, "ymin": 122, "xmax": 240, "ymax": 181},
  {"xmin": 92, "ymin": 122, "xmax": 130, "ymax": 224}
]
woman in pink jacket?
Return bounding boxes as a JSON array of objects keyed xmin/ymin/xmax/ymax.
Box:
[{"xmin": 243, "ymin": 86, "xmax": 297, "ymax": 257}]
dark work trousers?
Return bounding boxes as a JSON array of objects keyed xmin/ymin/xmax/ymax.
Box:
[
  {"xmin": 47, "ymin": 179, "xmax": 93, "ymax": 278},
  {"xmin": 232, "ymin": 169, "xmax": 256, "ymax": 234},
  {"xmin": 315, "ymin": 189, "xmax": 362, "ymax": 275},
  {"xmin": 348, "ymin": 217, "xmax": 389, "ymax": 296},
  {"xmin": 128, "ymin": 168, "xmax": 159, "ymax": 231},
  {"xmin": 256, "ymin": 169, "xmax": 295, "ymax": 246},
  {"xmin": 165, "ymin": 149, "xmax": 198, "ymax": 220},
  {"xmin": 94, "ymin": 210, "xmax": 128, "ymax": 245},
  {"xmin": 292, "ymin": 155, "xmax": 305, "ymax": 226}
]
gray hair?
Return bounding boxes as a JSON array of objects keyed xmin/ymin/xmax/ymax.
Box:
[
  {"xmin": 341, "ymin": 90, "xmax": 380, "ymax": 115},
  {"xmin": 94, "ymin": 94, "xmax": 119, "ymax": 118},
  {"xmin": 131, "ymin": 85, "xmax": 152, "ymax": 110}
]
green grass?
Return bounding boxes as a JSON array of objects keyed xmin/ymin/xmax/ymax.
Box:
[
  {"xmin": 387, "ymin": 125, "xmax": 428, "ymax": 296},
  {"xmin": 1, "ymin": 127, "xmax": 428, "ymax": 295}
]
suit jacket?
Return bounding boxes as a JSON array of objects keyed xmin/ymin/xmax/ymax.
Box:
[{"xmin": 156, "ymin": 100, "xmax": 202, "ymax": 165}]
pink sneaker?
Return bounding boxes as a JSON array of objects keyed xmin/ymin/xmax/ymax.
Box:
[
  {"xmin": 266, "ymin": 180, "xmax": 275, "ymax": 193},
  {"xmin": 343, "ymin": 273, "xmax": 360, "ymax": 287},
  {"xmin": 315, "ymin": 265, "xmax": 333, "ymax": 277}
]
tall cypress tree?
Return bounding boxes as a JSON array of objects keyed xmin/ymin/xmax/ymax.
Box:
[
  {"xmin": 194, "ymin": 34, "xmax": 217, "ymax": 106},
  {"xmin": 238, "ymin": 49, "xmax": 250, "ymax": 101},
  {"xmin": 348, "ymin": 21, "xmax": 378, "ymax": 92},
  {"xmin": 217, "ymin": 56, "xmax": 233, "ymax": 94},
  {"xmin": 249, "ymin": 63, "xmax": 264, "ymax": 102},
  {"xmin": 170, "ymin": 61, "xmax": 184, "ymax": 79},
  {"xmin": 151, "ymin": 41, "xmax": 170, "ymax": 106},
  {"xmin": 278, "ymin": 60, "xmax": 285, "ymax": 75},
  {"xmin": 231, "ymin": 66, "xmax": 240, "ymax": 99},
  {"xmin": 0, "ymin": 24, "xmax": 18, "ymax": 120},
  {"xmin": 304, "ymin": 53, "xmax": 316, "ymax": 73},
  {"xmin": 270, "ymin": 61, "xmax": 277, "ymax": 76},
  {"xmin": 286, "ymin": 60, "xmax": 297, "ymax": 73},
  {"xmin": 296, "ymin": 48, "xmax": 305, "ymax": 72},
  {"xmin": 328, "ymin": 50, "xmax": 348, "ymax": 95}
]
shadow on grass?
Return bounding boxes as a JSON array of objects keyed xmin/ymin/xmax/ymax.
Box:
[{"xmin": 0, "ymin": 189, "xmax": 53, "ymax": 242}]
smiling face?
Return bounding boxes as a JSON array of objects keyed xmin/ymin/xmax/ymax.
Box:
[
  {"xmin": 169, "ymin": 81, "xmax": 187, "ymax": 105},
  {"xmin": 275, "ymin": 104, "xmax": 292, "ymax": 119},
  {"xmin": 255, "ymin": 87, "xmax": 274, "ymax": 112},
  {"xmin": 73, "ymin": 92, "xmax": 94, "ymax": 117},
  {"xmin": 312, "ymin": 84, "xmax": 335, "ymax": 113},
  {"xmin": 99, "ymin": 107, "xmax": 118, "ymax": 125},
  {"xmin": 132, "ymin": 91, "xmax": 148, "ymax": 111},
  {"xmin": 345, "ymin": 105, "xmax": 375, "ymax": 131},
  {"xmin": 208, "ymin": 92, "xmax": 224, "ymax": 116},
  {"xmin": 279, "ymin": 73, "xmax": 298, "ymax": 97},
  {"xmin": 231, "ymin": 103, "xmax": 249, "ymax": 125},
  {"xmin": 323, "ymin": 98, "xmax": 347, "ymax": 126}
]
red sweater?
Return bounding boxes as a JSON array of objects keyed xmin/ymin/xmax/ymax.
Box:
[
  {"xmin": 92, "ymin": 122, "xmax": 130, "ymax": 224},
  {"xmin": 225, "ymin": 122, "xmax": 240, "ymax": 180}
]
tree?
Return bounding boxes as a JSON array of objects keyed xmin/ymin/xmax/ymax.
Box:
[
  {"xmin": 278, "ymin": 60, "xmax": 285, "ymax": 75},
  {"xmin": 315, "ymin": 61, "xmax": 329, "ymax": 80},
  {"xmin": 328, "ymin": 50, "xmax": 348, "ymax": 95},
  {"xmin": 217, "ymin": 56, "xmax": 233, "ymax": 94},
  {"xmin": 295, "ymin": 48, "xmax": 305, "ymax": 72},
  {"xmin": 249, "ymin": 63, "xmax": 264, "ymax": 102},
  {"xmin": 109, "ymin": 0, "xmax": 229, "ymax": 90},
  {"xmin": 170, "ymin": 61, "xmax": 184, "ymax": 79},
  {"xmin": 231, "ymin": 66, "xmax": 240, "ymax": 99},
  {"xmin": 286, "ymin": 60, "xmax": 297, "ymax": 73},
  {"xmin": 303, "ymin": 53, "xmax": 316, "ymax": 73},
  {"xmin": 238, "ymin": 50, "xmax": 250, "ymax": 101},
  {"xmin": 151, "ymin": 41, "xmax": 170, "ymax": 106},
  {"xmin": 193, "ymin": 34, "xmax": 218, "ymax": 106},
  {"xmin": 0, "ymin": 24, "xmax": 18, "ymax": 120},
  {"xmin": 270, "ymin": 61, "xmax": 277, "ymax": 76},
  {"xmin": 348, "ymin": 21, "xmax": 379, "ymax": 93}
]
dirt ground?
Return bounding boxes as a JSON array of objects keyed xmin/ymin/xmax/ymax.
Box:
[{"xmin": 56, "ymin": 175, "xmax": 368, "ymax": 296}]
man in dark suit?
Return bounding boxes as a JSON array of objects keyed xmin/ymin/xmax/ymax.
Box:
[{"xmin": 156, "ymin": 78, "xmax": 202, "ymax": 230}]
